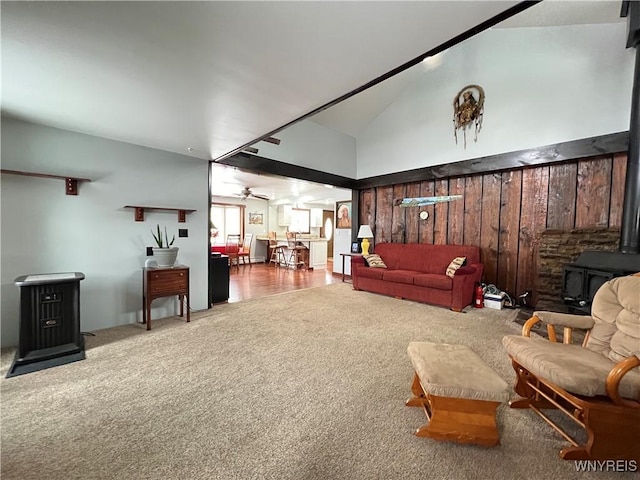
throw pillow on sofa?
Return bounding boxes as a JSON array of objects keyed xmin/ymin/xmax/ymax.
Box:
[
  {"xmin": 363, "ymin": 254, "xmax": 387, "ymax": 268},
  {"xmin": 446, "ymin": 256, "xmax": 466, "ymax": 278}
]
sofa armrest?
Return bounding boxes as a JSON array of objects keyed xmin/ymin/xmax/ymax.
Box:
[
  {"xmin": 450, "ymin": 263, "xmax": 483, "ymax": 311},
  {"xmin": 351, "ymin": 255, "xmax": 366, "ymax": 289},
  {"xmin": 352, "ymin": 256, "xmax": 366, "ymax": 266},
  {"xmin": 522, "ymin": 312, "xmax": 595, "ymax": 343}
]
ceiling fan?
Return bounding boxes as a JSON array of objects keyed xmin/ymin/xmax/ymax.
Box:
[{"xmin": 238, "ymin": 186, "xmax": 270, "ymax": 201}]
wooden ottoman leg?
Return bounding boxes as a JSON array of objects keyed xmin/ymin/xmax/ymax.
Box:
[
  {"xmin": 415, "ymin": 395, "xmax": 502, "ymax": 447},
  {"xmin": 406, "ymin": 373, "xmax": 428, "ymax": 407}
]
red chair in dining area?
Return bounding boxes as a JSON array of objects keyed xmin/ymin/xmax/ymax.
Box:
[
  {"xmin": 238, "ymin": 234, "xmax": 253, "ymax": 266},
  {"xmin": 225, "ymin": 234, "xmax": 241, "ymax": 271}
]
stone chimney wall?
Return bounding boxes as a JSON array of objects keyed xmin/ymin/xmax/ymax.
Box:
[{"xmin": 536, "ymin": 228, "xmax": 621, "ymax": 310}]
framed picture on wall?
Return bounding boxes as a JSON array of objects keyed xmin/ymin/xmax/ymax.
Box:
[
  {"xmin": 248, "ymin": 212, "xmax": 263, "ymax": 225},
  {"xmin": 336, "ymin": 201, "xmax": 351, "ymax": 229}
]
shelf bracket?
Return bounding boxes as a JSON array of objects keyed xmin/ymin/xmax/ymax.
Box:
[{"xmin": 66, "ymin": 178, "xmax": 79, "ymax": 195}]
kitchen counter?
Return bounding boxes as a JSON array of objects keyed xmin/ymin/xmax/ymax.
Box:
[
  {"xmin": 256, "ymin": 236, "xmax": 328, "ymax": 269},
  {"xmin": 256, "ymin": 236, "xmax": 327, "ymax": 242}
]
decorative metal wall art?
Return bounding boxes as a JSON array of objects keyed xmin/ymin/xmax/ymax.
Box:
[
  {"xmin": 453, "ymin": 84, "xmax": 485, "ymax": 148},
  {"xmin": 394, "ymin": 195, "xmax": 463, "ymax": 208}
]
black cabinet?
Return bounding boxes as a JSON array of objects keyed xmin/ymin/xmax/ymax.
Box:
[
  {"xmin": 8, "ymin": 272, "xmax": 85, "ymax": 378},
  {"xmin": 209, "ymin": 255, "xmax": 230, "ymax": 305}
]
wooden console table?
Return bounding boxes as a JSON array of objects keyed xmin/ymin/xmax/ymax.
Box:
[{"xmin": 142, "ymin": 265, "xmax": 190, "ymax": 330}]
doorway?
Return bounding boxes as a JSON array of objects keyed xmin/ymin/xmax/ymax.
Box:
[{"xmin": 322, "ymin": 210, "xmax": 334, "ymax": 259}]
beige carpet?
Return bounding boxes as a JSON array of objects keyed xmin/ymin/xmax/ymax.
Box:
[{"xmin": 1, "ymin": 283, "xmax": 633, "ymax": 480}]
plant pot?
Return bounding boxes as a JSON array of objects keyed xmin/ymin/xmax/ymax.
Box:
[{"xmin": 152, "ymin": 247, "xmax": 179, "ymax": 267}]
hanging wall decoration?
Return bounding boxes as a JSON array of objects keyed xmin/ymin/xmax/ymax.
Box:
[
  {"xmin": 248, "ymin": 212, "xmax": 264, "ymax": 225},
  {"xmin": 453, "ymin": 84, "xmax": 485, "ymax": 148},
  {"xmin": 394, "ymin": 195, "xmax": 463, "ymax": 208}
]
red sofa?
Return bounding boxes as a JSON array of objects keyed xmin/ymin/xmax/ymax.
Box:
[{"xmin": 351, "ymin": 243, "xmax": 484, "ymax": 311}]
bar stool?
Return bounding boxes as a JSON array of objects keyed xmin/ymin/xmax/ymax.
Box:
[
  {"xmin": 286, "ymin": 232, "xmax": 308, "ymax": 270},
  {"xmin": 268, "ymin": 232, "xmax": 286, "ymax": 267}
]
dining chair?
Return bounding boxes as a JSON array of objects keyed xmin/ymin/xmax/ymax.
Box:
[
  {"xmin": 225, "ymin": 234, "xmax": 241, "ymax": 271},
  {"xmin": 268, "ymin": 232, "xmax": 286, "ymax": 267},
  {"xmin": 238, "ymin": 233, "xmax": 253, "ymax": 266}
]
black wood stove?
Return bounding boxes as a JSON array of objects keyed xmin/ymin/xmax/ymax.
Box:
[{"xmin": 562, "ymin": 252, "xmax": 639, "ymax": 314}]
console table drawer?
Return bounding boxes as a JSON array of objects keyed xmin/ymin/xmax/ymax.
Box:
[
  {"xmin": 149, "ymin": 272, "xmax": 186, "ymax": 290},
  {"xmin": 148, "ymin": 270, "xmax": 187, "ymax": 283},
  {"xmin": 149, "ymin": 282, "xmax": 186, "ymax": 296}
]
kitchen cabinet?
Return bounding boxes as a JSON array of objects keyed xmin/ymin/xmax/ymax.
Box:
[
  {"xmin": 308, "ymin": 240, "xmax": 328, "ymax": 269},
  {"xmin": 278, "ymin": 205, "xmax": 292, "ymax": 226}
]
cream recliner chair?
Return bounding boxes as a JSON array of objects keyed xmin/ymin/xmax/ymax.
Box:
[{"xmin": 503, "ymin": 274, "xmax": 640, "ymax": 461}]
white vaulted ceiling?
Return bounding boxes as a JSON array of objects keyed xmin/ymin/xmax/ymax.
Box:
[{"xmin": 1, "ymin": 1, "xmax": 521, "ymax": 163}]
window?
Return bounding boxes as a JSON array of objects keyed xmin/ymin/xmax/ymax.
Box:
[
  {"xmin": 211, "ymin": 204, "xmax": 244, "ymax": 245},
  {"xmin": 290, "ymin": 208, "xmax": 310, "ymax": 234}
]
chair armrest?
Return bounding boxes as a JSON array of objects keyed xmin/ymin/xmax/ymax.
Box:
[
  {"xmin": 522, "ymin": 312, "xmax": 595, "ymax": 343},
  {"xmin": 534, "ymin": 311, "xmax": 595, "ymax": 330},
  {"xmin": 606, "ymin": 354, "xmax": 640, "ymax": 408}
]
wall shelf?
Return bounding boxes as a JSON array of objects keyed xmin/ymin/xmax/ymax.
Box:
[
  {"xmin": 1, "ymin": 169, "xmax": 91, "ymax": 195},
  {"xmin": 124, "ymin": 205, "xmax": 196, "ymax": 222}
]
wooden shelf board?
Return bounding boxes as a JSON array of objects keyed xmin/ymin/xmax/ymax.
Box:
[
  {"xmin": 123, "ymin": 206, "xmax": 197, "ymax": 222},
  {"xmin": 1, "ymin": 169, "xmax": 91, "ymax": 182},
  {"xmin": 1, "ymin": 169, "xmax": 91, "ymax": 195}
]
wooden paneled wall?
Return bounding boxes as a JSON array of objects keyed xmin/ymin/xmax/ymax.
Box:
[{"xmin": 358, "ymin": 153, "xmax": 627, "ymax": 303}]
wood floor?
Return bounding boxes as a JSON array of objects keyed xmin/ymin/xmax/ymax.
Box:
[{"xmin": 227, "ymin": 259, "xmax": 340, "ymax": 303}]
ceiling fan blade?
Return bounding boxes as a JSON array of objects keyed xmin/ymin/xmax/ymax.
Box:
[{"xmin": 252, "ymin": 193, "xmax": 270, "ymax": 201}]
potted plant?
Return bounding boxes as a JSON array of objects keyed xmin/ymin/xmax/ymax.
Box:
[{"xmin": 151, "ymin": 224, "xmax": 179, "ymax": 267}]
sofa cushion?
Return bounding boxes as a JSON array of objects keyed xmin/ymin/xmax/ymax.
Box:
[
  {"xmin": 446, "ymin": 256, "xmax": 466, "ymax": 278},
  {"xmin": 414, "ymin": 273, "xmax": 453, "ymax": 290},
  {"xmin": 357, "ymin": 267, "xmax": 385, "ymax": 280},
  {"xmin": 363, "ymin": 254, "xmax": 387, "ymax": 268},
  {"xmin": 503, "ymin": 335, "xmax": 640, "ymax": 400},
  {"xmin": 382, "ymin": 270, "xmax": 417, "ymax": 285},
  {"xmin": 374, "ymin": 243, "xmax": 481, "ymax": 273}
]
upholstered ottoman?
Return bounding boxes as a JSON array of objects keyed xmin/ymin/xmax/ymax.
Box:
[{"xmin": 406, "ymin": 341, "xmax": 510, "ymax": 446}]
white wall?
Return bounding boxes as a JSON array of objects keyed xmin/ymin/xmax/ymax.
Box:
[
  {"xmin": 1, "ymin": 119, "xmax": 209, "ymax": 347},
  {"xmin": 256, "ymin": 119, "xmax": 357, "ymax": 178},
  {"xmin": 332, "ymin": 228, "xmax": 353, "ymax": 276},
  {"xmin": 357, "ymin": 23, "xmax": 634, "ymax": 178}
]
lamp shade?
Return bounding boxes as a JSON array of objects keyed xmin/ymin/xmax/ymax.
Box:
[{"xmin": 357, "ymin": 225, "xmax": 374, "ymax": 238}]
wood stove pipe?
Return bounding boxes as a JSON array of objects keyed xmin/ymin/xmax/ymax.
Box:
[{"xmin": 621, "ymin": 2, "xmax": 640, "ymax": 254}]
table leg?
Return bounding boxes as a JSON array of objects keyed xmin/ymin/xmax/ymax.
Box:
[
  {"xmin": 342, "ymin": 255, "xmax": 346, "ymax": 282},
  {"xmin": 179, "ymin": 294, "xmax": 184, "ymax": 318},
  {"xmin": 186, "ymin": 294, "xmax": 190, "ymax": 323},
  {"xmin": 146, "ymin": 299, "xmax": 152, "ymax": 331},
  {"xmin": 142, "ymin": 294, "xmax": 147, "ymax": 324}
]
